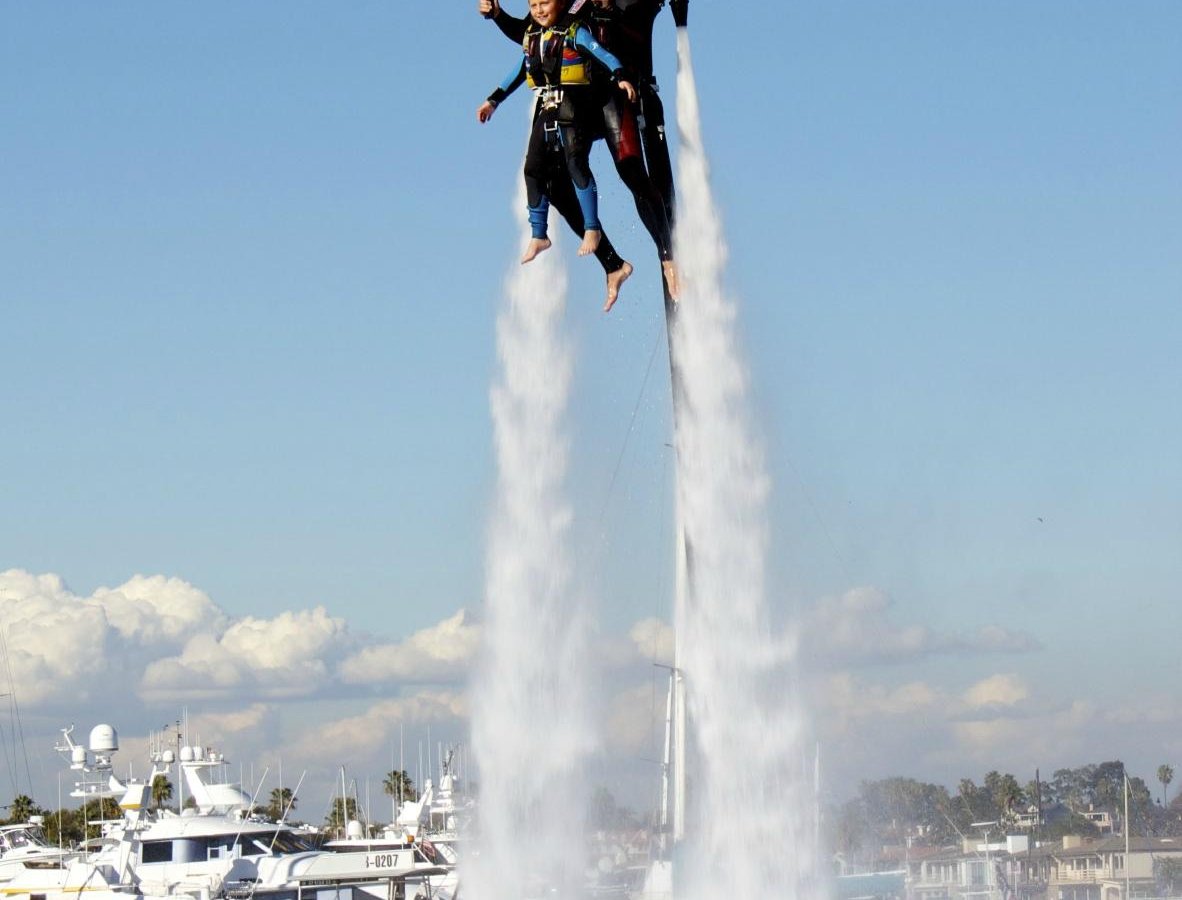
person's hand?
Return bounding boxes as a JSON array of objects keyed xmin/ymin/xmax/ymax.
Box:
[
  {"xmin": 477, "ymin": 101, "xmax": 497, "ymax": 122},
  {"xmin": 478, "ymin": 0, "xmax": 501, "ymax": 18},
  {"xmin": 618, "ymin": 80, "xmax": 637, "ymax": 102}
]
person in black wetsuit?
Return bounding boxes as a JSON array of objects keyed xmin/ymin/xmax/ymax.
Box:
[
  {"xmin": 478, "ymin": 0, "xmax": 638, "ymax": 310},
  {"xmin": 591, "ymin": 0, "xmax": 686, "ymax": 230},
  {"xmin": 480, "ymin": 0, "xmax": 686, "ymax": 298}
]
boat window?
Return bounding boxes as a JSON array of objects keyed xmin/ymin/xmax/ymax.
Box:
[
  {"xmin": 6, "ymin": 827, "xmax": 42, "ymax": 851},
  {"xmin": 239, "ymin": 831, "xmax": 316, "ymax": 856},
  {"xmin": 142, "ymin": 841, "xmax": 174, "ymax": 863},
  {"xmin": 269, "ymin": 831, "xmax": 316, "ymax": 854},
  {"xmin": 205, "ymin": 836, "xmax": 238, "ymax": 860}
]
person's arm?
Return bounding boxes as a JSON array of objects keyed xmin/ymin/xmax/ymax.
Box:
[
  {"xmin": 479, "ymin": 58, "xmax": 527, "ymax": 122},
  {"xmin": 669, "ymin": 0, "xmax": 688, "ymax": 28},
  {"xmin": 478, "ymin": 0, "xmax": 529, "ymax": 43},
  {"xmin": 572, "ymin": 25, "xmax": 637, "ymax": 101}
]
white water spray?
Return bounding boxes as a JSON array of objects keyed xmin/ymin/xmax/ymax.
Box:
[
  {"xmin": 465, "ymin": 206, "xmax": 593, "ymax": 900},
  {"xmin": 670, "ymin": 30, "xmax": 817, "ymax": 900}
]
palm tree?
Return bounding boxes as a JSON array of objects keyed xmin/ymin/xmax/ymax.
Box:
[
  {"xmin": 268, "ymin": 787, "xmax": 297, "ymax": 821},
  {"xmin": 8, "ymin": 794, "xmax": 38, "ymax": 824},
  {"xmin": 1158, "ymin": 765, "xmax": 1175, "ymax": 807},
  {"xmin": 383, "ymin": 770, "xmax": 417, "ymax": 803},
  {"xmin": 324, "ymin": 796, "xmax": 359, "ymax": 837},
  {"xmin": 151, "ymin": 775, "xmax": 174, "ymax": 811}
]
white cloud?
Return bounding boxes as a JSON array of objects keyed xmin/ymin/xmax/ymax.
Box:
[
  {"xmin": 2, "ymin": 570, "xmax": 120, "ymax": 704},
  {"xmin": 141, "ymin": 607, "xmax": 351, "ymax": 701},
  {"xmin": 289, "ymin": 692, "xmax": 468, "ymax": 765},
  {"xmin": 800, "ymin": 587, "xmax": 1041, "ymax": 667},
  {"xmin": 0, "ymin": 569, "xmax": 473, "ymax": 712},
  {"xmin": 10, "ymin": 566, "xmax": 1177, "ymax": 817},
  {"xmin": 962, "ymin": 673, "xmax": 1029, "ymax": 709},
  {"xmin": 92, "ymin": 575, "xmax": 226, "ymax": 644},
  {"xmin": 339, "ymin": 610, "xmax": 479, "ymax": 685},
  {"xmin": 822, "ymin": 672, "xmax": 944, "ymax": 733}
]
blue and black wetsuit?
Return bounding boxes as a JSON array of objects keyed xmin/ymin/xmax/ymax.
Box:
[{"xmin": 486, "ymin": 16, "xmax": 630, "ymax": 247}]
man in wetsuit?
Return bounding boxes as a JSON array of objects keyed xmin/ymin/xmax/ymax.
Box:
[
  {"xmin": 589, "ymin": 0, "xmax": 687, "ymax": 230},
  {"xmin": 479, "ymin": 0, "xmax": 685, "ymax": 297}
]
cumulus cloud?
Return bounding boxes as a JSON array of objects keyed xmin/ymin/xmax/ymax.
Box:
[
  {"xmin": 962, "ymin": 673, "xmax": 1028, "ymax": 709},
  {"xmin": 821, "ymin": 672, "xmax": 943, "ymax": 738},
  {"xmin": 14, "ymin": 565, "xmax": 1168, "ymax": 817},
  {"xmin": 800, "ymin": 587, "xmax": 1041, "ymax": 667},
  {"xmin": 92, "ymin": 575, "xmax": 227, "ymax": 644},
  {"xmin": 0, "ymin": 568, "xmax": 474, "ymax": 711},
  {"xmin": 1, "ymin": 569, "xmax": 224, "ymax": 704},
  {"xmin": 1, "ymin": 570, "xmax": 141, "ymax": 704},
  {"xmin": 339, "ymin": 610, "xmax": 479, "ymax": 685},
  {"xmin": 110, "ymin": 705, "xmax": 281, "ymax": 773},
  {"xmin": 803, "ymin": 668, "xmax": 1182, "ymax": 792},
  {"xmin": 289, "ymin": 692, "xmax": 467, "ymax": 765},
  {"xmin": 141, "ymin": 607, "xmax": 352, "ymax": 701}
]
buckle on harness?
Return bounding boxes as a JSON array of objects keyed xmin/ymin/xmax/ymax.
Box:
[{"xmin": 539, "ymin": 86, "xmax": 565, "ymax": 111}]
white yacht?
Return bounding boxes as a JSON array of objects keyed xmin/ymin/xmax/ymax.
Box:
[
  {"xmin": 321, "ymin": 749, "xmax": 469, "ymax": 898},
  {"xmin": 0, "ymin": 724, "xmax": 447, "ymax": 900}
]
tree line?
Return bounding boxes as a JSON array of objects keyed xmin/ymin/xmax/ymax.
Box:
[{"xmin": 830, "ymin": 760, "xmax": 1180, "ymax": 862}]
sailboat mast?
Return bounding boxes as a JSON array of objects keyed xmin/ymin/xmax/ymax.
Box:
[{"xmin": 659, "ymin": 668, "xmax": 673, "ymax": 832}]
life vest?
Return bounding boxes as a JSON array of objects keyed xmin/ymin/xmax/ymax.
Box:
[{"xmin": 523, "ymin": 18, "xmax": 592, "ymax": 88}]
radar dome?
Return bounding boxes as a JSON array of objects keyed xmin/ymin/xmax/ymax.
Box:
[
  {"xmin": 346, "ymin": 820, "xmax": 365, "ymax": 839},
  {"xmin": 179, "ymin": 746, "xmax": 194, "ymax": 762},
  {"xmin": 89, "ymin": 724, "xmax": 118, "ymax": 753}
]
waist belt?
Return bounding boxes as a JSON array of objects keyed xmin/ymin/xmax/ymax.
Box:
[{"xmin": 538, "ymin": 86, "xmax": 565, "ymax": 110}]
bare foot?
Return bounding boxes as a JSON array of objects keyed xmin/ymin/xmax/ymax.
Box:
[
  {"xmin": 578, "ymin": 229, "xmax": 602, "ymax": 257},
  {"xmin": 662, "ymin": 260, "xmax": 681, "ymax": 301},
  {"xmin": 603, "ymin": 261, "xmax": 633, "ymax": 312},
  {"xmin": 521, "ymin": 237, "xmax": 552, "ymax": 264}
]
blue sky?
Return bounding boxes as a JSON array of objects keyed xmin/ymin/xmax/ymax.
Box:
[{"xmin": 2, "ymin": 1, "xmax": 1181, "ymax": 815}]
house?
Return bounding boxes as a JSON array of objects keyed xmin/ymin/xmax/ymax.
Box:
[
  {"xmin": 905, "ymin": 835, "xmax": 1182, "ymax": 900},
  {"xmin": 1046, "ymin": 835, "xmax": 1182, "ymax": 900}
]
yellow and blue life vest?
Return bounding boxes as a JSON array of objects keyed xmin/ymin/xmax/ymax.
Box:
[{"xmin": 523, "ymin": 20, "xmax": 592, "ymax": 88}]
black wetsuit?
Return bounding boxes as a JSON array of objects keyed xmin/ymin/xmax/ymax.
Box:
[
  {"xmin": 602, "ymin": 0, "xmax": 681, "ymax": 229},
  {"xmin": 488, "ymin": 1, "xmax": 682, "ymax": 260}
]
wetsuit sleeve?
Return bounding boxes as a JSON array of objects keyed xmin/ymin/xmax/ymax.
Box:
[
  {"xmin": 571, "ymin": 24, "xmax": 629, "ymax": 81},
  {"xmin": 491, "ymin": 10, "xmax": 528, "ymax": 43},
  {"xmin": 669, "ymin": 0, "xmax": 688, "ymax": 27},
  {"xmin": 487, "ymin": 58, "xmax": 527, "ymax": 107}
]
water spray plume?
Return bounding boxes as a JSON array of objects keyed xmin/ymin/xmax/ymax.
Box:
[
  {"xmin": 466, "ymin": 201, "xmax": 593, "ymax": 900},
  {"xmin": 670, "ymin": 29, "xmax": 818, "ymax": 900}
]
